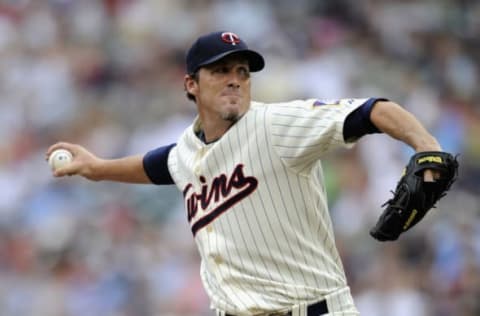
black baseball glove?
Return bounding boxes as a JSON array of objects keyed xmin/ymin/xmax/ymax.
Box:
[{"xmin": 370, "ymin": 151, "xmax": 459, "ymax": 241}]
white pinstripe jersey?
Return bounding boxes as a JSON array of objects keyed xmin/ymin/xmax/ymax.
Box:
[{"xmin": 168, "ymin": 98, "xmax": 366, "ymax": 314}]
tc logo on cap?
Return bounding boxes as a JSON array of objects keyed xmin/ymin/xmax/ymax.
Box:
[{"xmin": 221, "ymin": 32, "xmax": 240, "ymax": 45}]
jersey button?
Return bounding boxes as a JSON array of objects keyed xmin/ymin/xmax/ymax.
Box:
[
  {"xmin": 194, "ymin": 165, "xmax": 201, "ymax": 176},
  {"xmin": 206, "ymin": 225, "xmax": 213, "ymax": 233},
  {"xmin": 214, "ymin": 255, "xmax": 223, "ymax": 265}
]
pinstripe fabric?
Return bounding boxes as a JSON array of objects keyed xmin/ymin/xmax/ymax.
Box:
[{"xmin": 168, "ymin": 99, "xmax": 366, "ymax": 315}]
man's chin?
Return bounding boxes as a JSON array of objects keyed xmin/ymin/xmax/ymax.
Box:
[
  {"xmin": 220, "ymin": 99, "xmax": 248, "ymax": 122},
  {"xmin": 221, "ymin": 110, "xmax": 241, "ymax": 122}
]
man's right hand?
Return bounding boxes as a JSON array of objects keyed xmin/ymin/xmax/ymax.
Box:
[{"xmin": 46, "ymin": 142, "xmax": 103, "ymax": 180}]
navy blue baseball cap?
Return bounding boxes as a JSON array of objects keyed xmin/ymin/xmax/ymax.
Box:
[{"xmin": 186, "ymin": 31, "xmax": 265, "ymax": 74}]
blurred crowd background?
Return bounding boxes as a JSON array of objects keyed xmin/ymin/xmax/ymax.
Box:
[{"xmin": 0, "ymin": 0, "xmax": 479, "ymax": 315}]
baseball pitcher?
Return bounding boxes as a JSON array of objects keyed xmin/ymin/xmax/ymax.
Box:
[{"xmin": 47, "ymin": 31, "xmax": 458, "ymax": 315}]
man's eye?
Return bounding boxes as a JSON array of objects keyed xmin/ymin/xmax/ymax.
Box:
[
  {"xmin": 239, "ymin": 68, "xmax": 250, "ymax": 77},
  {"xmin": 213, "ymin": 67, "xmax": 228, "ymax": 73}
]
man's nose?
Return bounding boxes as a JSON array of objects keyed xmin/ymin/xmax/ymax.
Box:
[
  {"xmin": 227, "ymin": 81, "xmax": 240, "ymax": 88},
  {"xmin": 227, "ymin": 73, "xmax": 241, "ymax": 88}
]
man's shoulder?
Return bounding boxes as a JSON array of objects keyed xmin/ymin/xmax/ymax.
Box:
[
  {"xmin": 251, "ymin": 99, "xmax": 315, "ymax": 109},
  {"xmin": 174, "ymin": 119, "xmax": 199, "ymax": 148},
  {"xmin": 253, "ymin": 98, "xmax": 373, "ymax": 107}
]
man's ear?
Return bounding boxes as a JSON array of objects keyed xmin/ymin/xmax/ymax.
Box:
[{"xmin": 184, "ymin": 74, "xmax": 198, "ymax": 95}]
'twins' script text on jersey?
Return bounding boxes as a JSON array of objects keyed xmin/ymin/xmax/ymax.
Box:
[{"xmin": 184, "ymin": 164, "xmax": 258, "ymax": 236}]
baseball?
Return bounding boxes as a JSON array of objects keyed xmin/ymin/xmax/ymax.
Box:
[{"xmin": 48, "ymin": 149, "xmax": 73, "ymax": 171}]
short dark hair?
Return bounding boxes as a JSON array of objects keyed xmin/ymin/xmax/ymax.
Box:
[{"xmin": 185, "ymin": 72, "xmax": 199, "ymax": 102}]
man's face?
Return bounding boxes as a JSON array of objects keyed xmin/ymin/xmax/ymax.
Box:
[{"xmin": 185, "ymin": 55, "xmax": 251, "ymax": 123}]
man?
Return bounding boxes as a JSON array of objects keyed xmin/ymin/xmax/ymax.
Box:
[{"xmin": 48, "ymin": 31, "xmax": 442, "ymax": 315}]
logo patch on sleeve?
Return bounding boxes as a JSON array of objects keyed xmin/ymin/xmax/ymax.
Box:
[{"xmin": 313, "ymin": 99, "xmax": 341, "ymax": 106}]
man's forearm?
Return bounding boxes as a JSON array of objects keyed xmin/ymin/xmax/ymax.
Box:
[
  {"xmin": 370, "ymin": 101, "xmax": 441, "ymax": 152},
  {"xmin": 91, "ymin": 155, "xmax": 152, "ymax": 183}
]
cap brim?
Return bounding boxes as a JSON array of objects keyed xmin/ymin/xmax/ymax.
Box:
[{"xmin": 196, "ymin": 49, "xmax": 265, "ymax": 73}]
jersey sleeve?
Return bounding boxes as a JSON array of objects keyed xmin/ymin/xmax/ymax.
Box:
[
  {"xmin": 268, "ymin": 98, "xmax": 376, "ymax": 174},
  {"xmin": 343, "ymin": 97, "xmax": 387, "ymax": 142},
  {"xmin": 142, "ymin": 143, "xmax": 176, "ymax": 185}
]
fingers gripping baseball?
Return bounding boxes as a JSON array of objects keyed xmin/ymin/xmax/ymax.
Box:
[{"xmin": 46, "ymin": 142, "xmax": 101, "ymax": 180}]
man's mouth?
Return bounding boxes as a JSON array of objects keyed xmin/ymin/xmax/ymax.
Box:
[{"xmin": 221, "ymin": 93, "xmax": 241, "ymax": 98}]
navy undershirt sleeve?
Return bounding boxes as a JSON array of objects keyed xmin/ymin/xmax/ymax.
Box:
[
  {"xmin": 142, "ymin": 143, "xmax": 176, "ymax": 185},
  {"xmin": 343, "ymin": 97, "xmax": 388, "ymax": 142}
]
